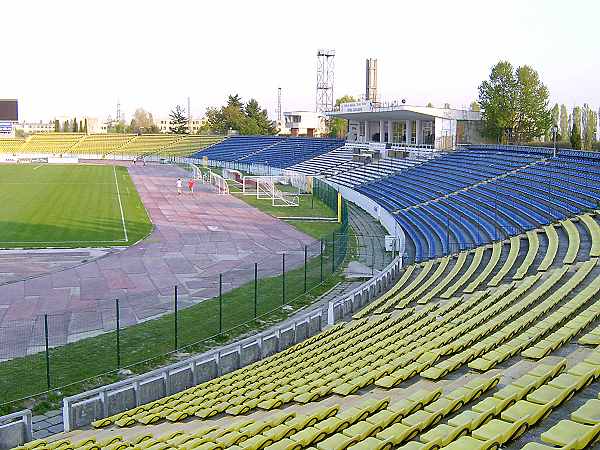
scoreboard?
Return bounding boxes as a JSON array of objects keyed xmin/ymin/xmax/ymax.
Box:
[{"xmin": 0, "ymin": 99, "xmax": 18, "ymax": 137}]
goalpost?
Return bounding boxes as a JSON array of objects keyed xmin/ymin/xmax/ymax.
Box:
[{"xmin": 242, "ymin": 175, "xmax": 300, "ymax": 207}]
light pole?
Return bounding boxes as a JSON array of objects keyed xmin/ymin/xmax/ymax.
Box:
[{"xmin": 551, "ymin": 125, "xmax": 558, "ymax": 158}]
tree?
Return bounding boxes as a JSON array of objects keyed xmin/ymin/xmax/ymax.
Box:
[
  {"xmin": 583, "ymin": 105, "xmax": 596, "ymax": 150},
  {"xmin": 426, "ymin": 102, "xmax": 433, "ymax": 108},
  {"xmin": 443, "ymin": 103, "xmax": 451, "ymax": 109},
  {"xmin": 478, "ymin": 61, "xmax": 551, "ymax": 143},
  {"xmin": 570, "ymin": 106, "xmax": 582, "ymax": 149},
  {"xmin": 169, "ymin": 105, "xmax": 189, "ymax": 134},
  {"xmin": 72, "ymin": 117, "xmax": 78, "ymax": 132},
  {"xmin": 560, "ymin": 104, "xmax": 569, "ymax": 142},
  {"xmin": 128, "ymin": 108, "xmax": 158, "ymax": 134},
  {"xmin": 227, "ymin": 94, "xmax": 243, "ymax": 109},
  {"xmin": 244, "ymin": 98, "xmax": 278, "ymax": 135},
  {"xmin": 478, "ymin": 61, "xmax": 517, "ymax": 142},
  {"xmin": 83, "ymin": 118, "xmax": 88, "ymax": 133},
  {"xmin": 205, "ymin": 95, "xmax": 278, "ymax": 135},
  {"xmin": 470, "ymin": 101, "xmax": 481, "ymax": 112},
  {"xmin": 63, "ymin": 120, "xmax": 69, "ymax": 133},
  {"xmin": 329, "ymin": 95, "xmax": 356, "ymax": 138},
  {"xmin": 79, "ymin": 120, "xmax": 84, "ymax": 133},
  {"xmin": 550, "ymin": 104, "xmax": 560, "ymax": 139},
  {"xmin": 54, "ymin": 120, "xmax": 60, "ymax": 132}
]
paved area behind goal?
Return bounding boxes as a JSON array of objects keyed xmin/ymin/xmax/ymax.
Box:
[{"xmin": 0, "ymin": 163, "xmax": 314, "ymax": 356}]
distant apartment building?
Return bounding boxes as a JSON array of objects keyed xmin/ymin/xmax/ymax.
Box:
[
  {"xmin": 156, "ymin": 117, "xmax": 207, "ymax": 134},
  {"xmin": 15, "ymin": 120, "xmax": 54, "ymax": 134}
]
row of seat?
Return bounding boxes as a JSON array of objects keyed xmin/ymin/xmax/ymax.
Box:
[
  {"xmin": 356, "ymin": 213, "xmax": 593, "ymax": 318},
  {"xmin": 432, "ymin": 356, "xmax": 598, "ymax": 449},
  {"xmin": 522, "ymin": 390, "xmax": 600, "ymax": 449},
  {"xmin": 288, "ymin": 147, "xmax": 356, "ymax": 175},
  {"xmin": 0, "ymin": 134, "xmax": 224, "ymax": 157}
]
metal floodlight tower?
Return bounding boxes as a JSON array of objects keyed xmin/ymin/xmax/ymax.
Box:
[{"xmin": 316, "ymin": 49, "xmax": 335, "ymax": 113}]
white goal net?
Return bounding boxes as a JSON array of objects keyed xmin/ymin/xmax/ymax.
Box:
[{"xmin": 242, "ymin": 175, "xmax": 299, "ymax": 207}]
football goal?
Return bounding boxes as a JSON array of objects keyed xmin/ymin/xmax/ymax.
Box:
[{"xmin": 242, "ymin": 175, "xmax": 299, "ymax": 207}]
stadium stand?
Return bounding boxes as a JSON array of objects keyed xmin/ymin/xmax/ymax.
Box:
[
  {"xmin": 0, "ymin": 134, "xmax": 224, "ymax": 158},
  {"xmin": 5, "ymin": 144, "xmax": 600, "ymax": 450},
  {"xmin": 329, "ymin": 157, "xmax": 425, "ymax": 188},
  {"xmin": 70, "ymin": 134, "xmax": 136, "ymax": 155},
  {"xmin": 113, "ymin": 134, "xmax": 181, "ymax": 157},
  {"xmin": 345, "ymin": 147, "xmax": 600, "ymax": 262},
  {"xmin": 190, "ymin": 136, "xmax": 285, "ymax": 162},
  {"xmin": 0, "ymin": 138, "xmax": 25, "ymax": 153},
  {"xmin": 21, "ymin": 133, "xmax": 86, "ymax": 153},
  {"xmin": 289, "ymin": 146, "xmax": 356, "ymax": 174},
  {"xmin": 239, "ymin": 137, "xmax": 345, "ymax": 168},
  {"xmin": 157, "ymin": 135, "xmax": 225, "ymax": 157}
]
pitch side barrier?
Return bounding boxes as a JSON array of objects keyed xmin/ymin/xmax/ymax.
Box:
[
  {"xmin": 55, "ymin": 181, "xmax": 403, "ymax": 433},
  {"xmin": 0, "ymin": 410, "xmax": 32, "ymax": 449},
  {"xmin": 59, "ymin": 253, "xmax": 402, "ymax": 431}
]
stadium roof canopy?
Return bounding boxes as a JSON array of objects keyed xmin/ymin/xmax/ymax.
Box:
[{"xmin": 327, "ymin": 102, "xmax": 481, "ymax": 122}]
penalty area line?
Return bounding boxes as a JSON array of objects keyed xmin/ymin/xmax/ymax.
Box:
[{"xmin": 113, "ymin": 165, "xmax": 129, "ymax": 242}]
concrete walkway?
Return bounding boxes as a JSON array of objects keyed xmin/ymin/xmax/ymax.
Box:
[{"xmin": 0, "ymin": 163, "xmax": 314, "ymax": 358}]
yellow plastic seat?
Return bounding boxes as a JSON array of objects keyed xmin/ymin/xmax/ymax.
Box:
[
  {"xmin": 346, "ymin": 437, "xmax": 392, "ymax": 450},
  {"xmin": 289, "ymin": 427, "xmax": 329, "ymax": 447},
  {"xmin": 541, "ymin": 419, "xmax": 600, "ymax": 448},
  {"xmin": 316, "ymin": 433, "xmax": 356, "ymax": 450},
  {"xmin": 571, "ymin": 399, "xmax": 600, "ymax": 425}
]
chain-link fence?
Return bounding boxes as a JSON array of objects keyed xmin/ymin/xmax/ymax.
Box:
[{"xmin": 0, "ymin": 181, "xmax": 356, "ymax": 411}]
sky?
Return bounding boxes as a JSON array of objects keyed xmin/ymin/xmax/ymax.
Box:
[{"xmin": 2, "ymin": 0, "xmax": 599, "ymax": 122}]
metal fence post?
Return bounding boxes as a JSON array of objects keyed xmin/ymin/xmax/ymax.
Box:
[
  {"xmin": 332, "ymin": 232, "xmax": 336, "ymax": 273},
  {"xmin": 372, "ymin": 237, "xmax": 376, "ymax": 276},
  {"xmin": 44, "ymin": 314, "xmax": 50, "ymax": 390},
  {"xmin": 320, "ymin": 239, "xmax": 324, "ymax": 282},
  {"xmin": 282, "ymin": 253, "xmax": 286, "ymax": 305},
  {"xmin": 116, "ymin": 299, "xmax": 121, "ymax": 369},
  {"xmin": 174, "ymin": 285, "xmax": 178, "ymax": 351},
  {"xmin": 254, "ymin": 263, "xmax": 258, "ymax": 318},
  {"xmin": 304, "ymin": 245, "xmax": 308, "ymax": 293},
  {"xmin": 219, "ymin": 274, "xmax": 223, "ymax": 334}
]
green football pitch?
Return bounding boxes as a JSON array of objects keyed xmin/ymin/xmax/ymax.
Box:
[{"xmin": 0, "ymin": 164, "xmax": 152, "ymax": 248}]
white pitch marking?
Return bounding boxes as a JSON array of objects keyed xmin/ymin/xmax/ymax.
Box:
[
  {"xmin": 113, "ymin": 165, "xmax": 129, "ymax": 242},
  {"xmin": 33, "ymin": 165, "xmax": 43, "ymax": 170}
]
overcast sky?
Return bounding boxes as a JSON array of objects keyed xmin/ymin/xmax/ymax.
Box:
[{"xmin": 2, "ymin": 0, "xmax": 598, "ymax": 122}]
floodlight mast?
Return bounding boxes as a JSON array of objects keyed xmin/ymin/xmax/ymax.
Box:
[{"xmin": 316, "ymin": 49, "xmax": 335, "ymax": 113}]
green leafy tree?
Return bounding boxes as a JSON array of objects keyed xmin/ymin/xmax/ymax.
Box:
[
  {"xmin": 513, "ymin": 65, "xmax": 552, "ymax": 142},
  {"xmin": 72, "ymin": 117, "xmax": 78, "ymax": 132},
  {"xmin": 426, "ymin": 102, "xmax": 433, "ymax": 108},
  {"xmin": 244, "ymin": 99, "xmax": 278, "ymax": 135},
  {"xmin": 79, "ymin": 120, "xmax": 83, "ymax": 133},
  {"xmin": 559, "ymin": 104, "xmax": 569, "ymax": 142},
  {"xmin": 329, "ymin": 95, "xmax": 356, "ymax": 138},
  {"xmin": 63, "ymin": 120, "xmax": 69, "ymax": 133},
  {"xmin": 478, "ymin": 61, "xmax": 551, "ymax": 143},
  {"xmin": 571, "ymin": 106, "xmax": 582, "ymax": 149},
  {"xmin": 583, "ymin": 105, "xmax": 597, "ymax": 150},
  {"xmin": 84, "ymin": 118, "xmax": 88, "ymax": 133},
  {"xmin": 205, "ymin": 95, "xmax": 278, "ymax": 135},
  {"xmin": 478, "ymin": 61, "xmax": 518, "ymax": 142},
  {"xmin": 54, "ymin": 120, "xmax": 60, "ymax": 132},
  {"xmin": 550, "ymin": 104, "xmax": 560, "ymax": 140},
  {"xmin": 227, "ymin": 94, "xmax": 243, "ymax": 109},
  {"xmin": 470, "ymin": 101, "xmax": 481, "ymax": 112},
  {"xmin": 169, "ymin": 105, "xmax": 189, "ymax": 134},
  {"xmin": 114, "ymin": 121, "xmax": 127, "ymax": 133}
]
